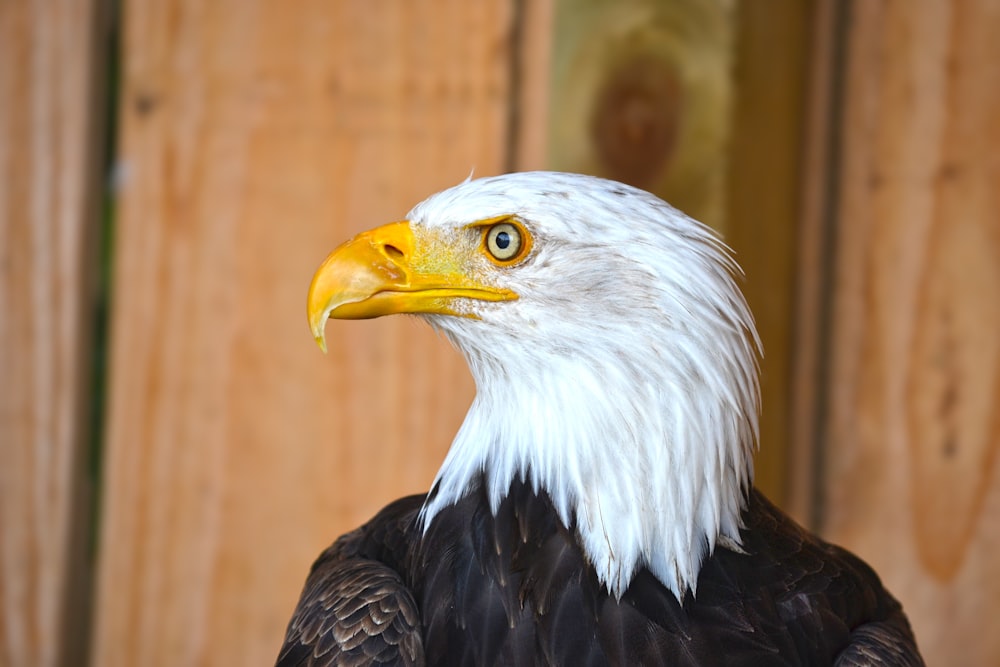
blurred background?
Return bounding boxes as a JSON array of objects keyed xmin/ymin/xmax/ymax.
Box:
[{"xmin": 2, "ymin": 0, "xmax": 997, "ymax": 664}]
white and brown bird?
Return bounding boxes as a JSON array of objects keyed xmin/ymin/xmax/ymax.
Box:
[{"xmin": 277, "ymin": 172, "xmax": 922, "ymax": 666}]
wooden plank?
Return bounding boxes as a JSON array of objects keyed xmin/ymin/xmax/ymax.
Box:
[
  {"xmin": 820, "ymin": 1, "xmax": 1000, "ymax": 664},
  {"xmin": 91, "ymin": 1, "xmax": 516, "ymax": 665},
  {"xmin": 0, "ymin": 1, "xmax": 105, "ymax": 666},
  {"xmin": 723, "ymin": 0, "xmax": 815, "ymax": 506}
]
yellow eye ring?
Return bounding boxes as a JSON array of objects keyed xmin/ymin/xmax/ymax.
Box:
[{"xmin": 479, "ymin": 218, "xmax": 532, "ymax": 265}]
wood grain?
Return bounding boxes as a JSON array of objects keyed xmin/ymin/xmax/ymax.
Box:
[
  {"xmin": 91, "ymin": 1, "xmax": 516, "ymax": 665},
  {"xmin": 0, "ymin": 1, "xmax": 105, "ymax": 666},
  {"xmin": 821, "ymin": 1, "xmax": 1000, "ymax": 664}
]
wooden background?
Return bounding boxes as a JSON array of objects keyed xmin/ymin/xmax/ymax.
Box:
[{"xmin": 1, "ymin": 0, "xmax": 997, "ymax": 665}]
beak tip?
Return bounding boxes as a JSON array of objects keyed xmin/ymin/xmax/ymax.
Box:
[
  {"xmin": 308, "ymin": 308, "xmax": 330, "ymax": 355},
  {"xmin": 310, "ymin": 316, "xmax": 330, "ymax": 354},
  {"xmin": 308, "ymin": 290, "xmax": 334, "ymax": 354},
  {"xmin": 314, "ymin": 333, "xmax": 328, "ymax": 354}
]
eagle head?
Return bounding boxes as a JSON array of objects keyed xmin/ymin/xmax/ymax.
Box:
[{"xmin": 307, "ymin": 171, "xmax": 761, "ymax": 599}]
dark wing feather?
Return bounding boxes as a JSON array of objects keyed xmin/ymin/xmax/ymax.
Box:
[
  {"xmin": 834, "ymin": 612, "xmax": 925, "ymax": 667},
  {"xmin": 276, "ymin": 498, "xmax": 426, "ymax": 667},
  {"xmin": 275, "ymin": 549, "xmax": 423, "ymax": 667}
]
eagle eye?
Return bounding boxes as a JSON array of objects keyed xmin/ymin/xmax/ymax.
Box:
[{"xmin": 483, "ymin": 221, "xmax": 529, "ymax": 264}]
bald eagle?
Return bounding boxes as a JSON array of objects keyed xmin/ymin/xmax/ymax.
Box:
[{"xmin": 277, "ymin": 172, "xmax": 922, "ymax": 666}]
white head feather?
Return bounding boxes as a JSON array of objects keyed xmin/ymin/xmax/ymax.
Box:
[{"xmin": 411, "ymin": 171, "xmax": 761, "ymax": 600}]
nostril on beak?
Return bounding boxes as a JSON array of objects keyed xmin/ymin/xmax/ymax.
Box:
[{"xmin": 383, "ymin": 244, "xmax": 404, "ymax": 259}]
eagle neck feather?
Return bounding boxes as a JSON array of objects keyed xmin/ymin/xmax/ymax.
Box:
[{"xmin": 420, "ymin": 327, "xmax": 757, "ymax": 601}]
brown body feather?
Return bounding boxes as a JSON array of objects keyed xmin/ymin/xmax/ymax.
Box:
[{"xmin": 276, "ymin": 477, "xmax": 922, "ymax": 666}]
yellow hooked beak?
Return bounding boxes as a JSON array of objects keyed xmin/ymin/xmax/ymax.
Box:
[{"xmin": 307, "ymin": 221, "xmax": 518, "ymax": 352}]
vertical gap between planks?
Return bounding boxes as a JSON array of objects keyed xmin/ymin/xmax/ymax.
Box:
[
  {"xmin": 799, "ymin": 0, "xmax": 853, "ymax": 532},
  {"xmin": 70, "ymin": 1, "xmax": 120, "ymax": 666},
  {"xmin": 504, "ymin": 0, "xmax": 526, "ymax": 172},
  {"xmin": 511, "ymin": 0, "xmax": 553, "ymax": 172}
]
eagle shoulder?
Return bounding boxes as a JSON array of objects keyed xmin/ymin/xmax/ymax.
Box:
[
  {"xmin": 275, "ymin": 496, "xmax": 426, "ymax": 667},
  {"xmin": 735, "ymin": 491, "xmax": 924, "ymax": 666}
]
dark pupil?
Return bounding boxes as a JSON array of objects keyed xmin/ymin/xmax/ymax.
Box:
[{"xmin": 495, "ymin": 231, "xmax": 511, "ymax": 249}]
